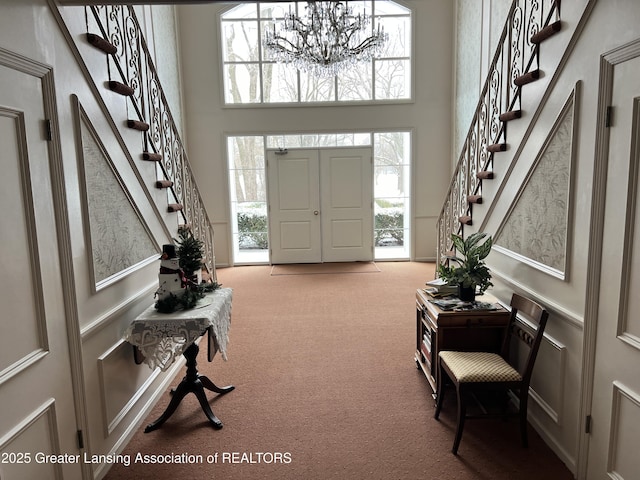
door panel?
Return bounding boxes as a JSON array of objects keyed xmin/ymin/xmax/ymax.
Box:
[
  {"xmin": 588, "ymin": 55, "xmax": 640, "ymax": 479},
  {"xmin": 320, "ymin": 148, "xmax": 373, "ymax": 262},
  {"xmin": 267, "ymin": 147, "xmax": 373, "ymax": 264},
  {"xmin": 0, "ymin": 64, "xmax": 80, "ymax": 478},
  {"xmin": 267, "ymin": 150, "xmax": 321, "ymax": 263}
]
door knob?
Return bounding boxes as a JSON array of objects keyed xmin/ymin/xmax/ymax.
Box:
[{"xmin": 314, "ymin": 210, "xmax": 319, "ymax": 215}]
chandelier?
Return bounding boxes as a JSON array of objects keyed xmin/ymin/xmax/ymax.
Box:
[{"xmin": 264, "ymin": 1, "xmax": 388, "ymax": 77}]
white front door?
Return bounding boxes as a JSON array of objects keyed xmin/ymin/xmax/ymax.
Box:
[
  {"xmin": 0, "ymin": 62, "xmax": 81, "ymax": 478},
  {"xmin": 320, "ymin": 148, "xmax": 373, "ymax": 262},
  {"xmin": 587, "ymin": 54, "xmax": 640, "ymax": 479},
  {"xmin": 267, "ymin": 147, "xmax": 373, "ymax": 264},
  {"xmin": 267, "ymin": 149, "xmax": 322, "ymax": 264}
]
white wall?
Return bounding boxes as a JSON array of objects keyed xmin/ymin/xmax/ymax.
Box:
[
  {"xmin": 176, "ymin": 1, "xmax": 455, "ymax": 265},
  {"xmin": 453, "ymin": 0, "xmax": 511, "ymax": 160}
]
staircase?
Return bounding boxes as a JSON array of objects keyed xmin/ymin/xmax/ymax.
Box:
[
  {"xmin": 437, "ymin": 0, "xmax": 562, "ymax": 262},
  {"xmin": 57, "ymin": 4, "xmax": 216, "ymax": 279}
]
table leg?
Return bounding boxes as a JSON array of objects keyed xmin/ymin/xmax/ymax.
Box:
[
  {"xmin": 199, "ymin": 375, "xmax": 235, "ymax": 394},
  {"xmin": 144, "ymin": 342, "xmax": 234, "ymax": 433}
]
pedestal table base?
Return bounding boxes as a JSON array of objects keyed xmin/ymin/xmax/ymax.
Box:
[{"xmin": 144, "ymin": 342, "xmax": 234, "ymax": 433}]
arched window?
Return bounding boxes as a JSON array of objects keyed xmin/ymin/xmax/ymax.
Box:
[{"xmin": 220, "ymin": 1, "xmax": 412, "ymax": 105}]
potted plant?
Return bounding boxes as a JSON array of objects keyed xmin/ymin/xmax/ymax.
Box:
[{"xmin": 437, "ymin": 232, "xmax": 493, "ymax": 302}]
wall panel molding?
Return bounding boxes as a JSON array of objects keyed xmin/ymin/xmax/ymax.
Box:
[
  {"xmin": 529, "ymin": 331, "xmax": 567, "ymax": 425},
  {"xmin": 608, "ymin": 381, "xmax": 640, "ymax": 477},
  {"xmin": 0, "ymin": 399, "xmax": 62, "ymax": 479},
  {"xmin": 494, "ymin": 84, "xmax": 580, "ymax": 280},
  {"xmin": 491, "ymin": 267, "xmax": 584, "ymax": 329},
  {"xmin": 73, "ymin": 99, "xmax": 159, "ymax": 291},
  {"xmin": 80, "ymin": 283, "xmax": 157, "ymax": 340},
  {"xmin": 0, "ymin": 103, "xmax": 48, "ymax": 387},
  {"xmin": 98, "ymin": 339, "xmax": 159, "ymax": 436}
]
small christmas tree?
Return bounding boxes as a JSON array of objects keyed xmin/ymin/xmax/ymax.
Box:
[
  {"xmin": 154, "ymin": 230, "xmax": 221, "ymax": 313},
  {"xmin": 175, "ymin": 227, "xmax": 204, "ymax": 282}
]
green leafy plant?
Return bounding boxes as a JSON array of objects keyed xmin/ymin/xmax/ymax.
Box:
[
  {"xmin": 154, "ymin": 281, "xmax": 222, "ymax": 313},
  {"xmin": 437, "ymin": 232, "xmax": 493, "ymax": 295}
]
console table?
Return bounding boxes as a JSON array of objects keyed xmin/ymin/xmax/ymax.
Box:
[
  {"xmin": 415, "ymin": 289, "xmax": 510, "ymax": 397},
  {"xmin": 123, "ymin": 288, "xmax": 234, "ymax": 432}
]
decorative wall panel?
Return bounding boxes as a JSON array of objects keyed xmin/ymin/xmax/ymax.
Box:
[
  {"xmin": 495, "ymin": 90, "xmax": 576, "ymax": 277},
  {"xmin": 0, "ymin": 108, "xmax": 47, "ymax": 384},
  {"xmin": 609, "ymin": 382, "xmax": 640, "ymax": 478},
  {"xmin": 78, "ymin": 110, "xmax": 157, "ymax": 289},
  {"xmin": 528, "ymin": 334, "xmax": 566, "ymax": 424},
  {"xmin": 0, "ymin": 400, "xmax": 61, "ymax": 479},
  {"xmin": 619, "ymin": 102, "xmax": 640, "ymax": 351},
  {"xmin": 98, "ymin": 340, "xmax": 158, "ymax": 435}
]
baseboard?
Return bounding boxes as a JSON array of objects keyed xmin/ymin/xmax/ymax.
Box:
[{"xmin": 529, "ymin": 412, "xmax": 577, "ymax": 476}]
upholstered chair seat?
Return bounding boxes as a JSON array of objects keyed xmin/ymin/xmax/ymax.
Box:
[{"xmin": 438, "ymin": 351, "xmax": 522, "ymax": 383}]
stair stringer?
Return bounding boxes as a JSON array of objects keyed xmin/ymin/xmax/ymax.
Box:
[
  {"xmin": 53, "ymin": 4, "xmax": 179, "ymax": 241},
  {"xmin": 470, "ymin": 0, "xmax": 598, "ymax": 239}
]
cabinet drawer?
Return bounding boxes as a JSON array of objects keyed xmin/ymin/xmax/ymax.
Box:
[{"xmin": 437, "ymin": 314, "xmax": 509, "ymax": 327}]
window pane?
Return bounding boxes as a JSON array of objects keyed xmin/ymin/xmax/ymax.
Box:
[
  {"xmin": 334, "ymin": 133, "xmax": 371, "ymax": 147},
  {"xmin": 260, "ymin": 2, "xmax": 294, "ymax": 18},
  {"xmin": 374, "ymin": 198, "xmax": 405, "ymax": 246},
  {"xmin": 299, "ymin": 135, "xmax": 322, "ymax": 147},
  {"xmin": 266, "ymin": 135, "xmax": 303, "ymax": 149},
  {"xmin": 231, "ymin": 169, "xmax": 266, "ymax": 203},
  {"xmin": 338, "ymin": 62, "xmax": 373, "ymax": 101},
  {"xmin": 374, "ymin": 0, "xmax": 411, "ymax": 15},
  {"xmin": 222, "ymin": 21, "xmax": 259, "ymax": 62},
  {"xmin": 300, "ymin": 72, "xmax": 335, "ymax": 102},
  {"xmin": 374, "ymin": 132, "xmax": 410, "ymax": 166},
  {"xmin": 375, "ymin": 59, "xmax": 410, "ymax": 99},
  {"xmin": 224, "ymin": 63, "xmax": 261, "ymax": 103},
  {"xmin": 262, "ymin": 63, "xmax": 298, "ymax": 102},
  {"xmin": 375, "ymin": 165, "xmax": 407, "ymax": 195},
  {"xmin": 222, "ymin": 4, "xmax": 258, "ymax": 20},
  {"xmin": 236, "ymin": 202, "xmax": 268, "ymax": 250},
  {"xmin": 379, "ymin": 16, "xmax": 410, "ymax": 58},
  {"xmin": 228, "ymin": 136, "xmax": 265, "ymax": 170}
]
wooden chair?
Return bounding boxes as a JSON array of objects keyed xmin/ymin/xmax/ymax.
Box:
[{"xmin": 434, "ymin": 293, "xmax": 549, "ymax": 454}]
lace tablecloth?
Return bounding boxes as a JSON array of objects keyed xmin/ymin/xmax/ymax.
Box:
[{"xmin": 123, "ymin": 288, "xmax": 232, "ymax": 372}]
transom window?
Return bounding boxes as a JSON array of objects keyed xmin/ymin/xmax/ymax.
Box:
[{"xmin": 220, "ymin": 1, "xmax": 412, "ymax": 105}]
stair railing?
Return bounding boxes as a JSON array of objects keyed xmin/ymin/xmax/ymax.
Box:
[
  {"xmin": 437, "ymin": 0, "xmax": 560, "ymax": 264},
  {"xmin": 88, "ymin": 5, "xmax": 216, "ymax": 278}
]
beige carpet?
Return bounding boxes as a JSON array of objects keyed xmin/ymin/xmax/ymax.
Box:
[
  {"xmin": 103, "ymin": 262, "xmax": 573, "ymax": 480},
  {"xmin": 270, "ymin": 261, "xmax": 380, "ymax": 276}
]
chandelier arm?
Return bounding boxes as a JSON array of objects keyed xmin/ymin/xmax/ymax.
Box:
[{"xmin": 263, "ymin": 0, "xmax": 388, "ymax": 76}]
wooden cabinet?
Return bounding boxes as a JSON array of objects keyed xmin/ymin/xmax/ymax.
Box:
[{"xmin": 415, "ymin": 289, "xmax": 511, "ymax": 396}]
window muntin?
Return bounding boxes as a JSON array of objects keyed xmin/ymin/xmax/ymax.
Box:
[{"xmin": 221, "ymin": 1, "xmax": 412, "ymax": 105}]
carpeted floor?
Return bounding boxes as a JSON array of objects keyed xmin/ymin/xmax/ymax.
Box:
[{"xmin": 103, "ymin": 261, "xmax": 574, "ymax": 480}]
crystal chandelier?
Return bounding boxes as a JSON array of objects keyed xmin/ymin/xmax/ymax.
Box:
[{"xmin": 264, "ymin": 1, "xmax": 388, "ymax": 77}]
